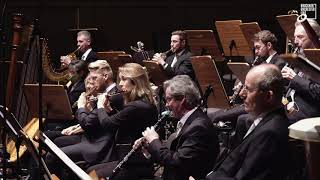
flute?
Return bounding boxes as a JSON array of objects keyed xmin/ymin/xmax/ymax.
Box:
[
  {"xmin": 108, "ymin": 110, "xmax": 172, "ymax": 179},
  {"xmin": 88, "ymin": 90, "xmax": 126, "ymax": 102},
  {"xmin": 72, "ymin": 90, "xmax": 126, "ymax": 109}
]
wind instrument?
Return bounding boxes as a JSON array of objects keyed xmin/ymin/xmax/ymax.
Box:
[{"xmin": 108, "ymin": 111, "xmax": 172, "ymax": 179}]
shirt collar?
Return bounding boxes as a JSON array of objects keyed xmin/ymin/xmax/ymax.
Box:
[
  {"xmin": 175, "ymin": 49, "xmax": 185, "ymax": 57},
  {"xmin": 265, "ymin": 52, "xmax": 277, "ymax": 64},
  {"xmin": 81, "ymin": 48, "xmax": 92, "ymax": 60},
  {"xmin": 105, "ymin": 83, "xmax": 116, "ymax": 94},
  {"xmin": 177, "ymin": 107, "xmax": 197, "ymax": 128}
]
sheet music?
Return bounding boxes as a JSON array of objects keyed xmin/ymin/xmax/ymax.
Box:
[{"xmin": 39, "ymin": 132, "xmax": 92, "ymax": 180}]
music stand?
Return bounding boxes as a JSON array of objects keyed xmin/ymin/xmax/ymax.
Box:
[
  {"xmin": 303, "ymin": 49, "xmax": 320, "ymax": 67},
  {"xmin": 39, "ymin": 132, "xmax": 93, "ymax": 180},
  {"xmin": 96, "ymin": 51, "xmax": 126, "ymax": 60},
  {"xmin": 191, "ymin": 56, "xmax": 230, "ymax": 109},
  {"xmin": 143, "ymin": 60, "xmax": 168, "ymax": 86},
  {"xmin": 185, "ymin": 30, "xmax": 223, "ymax": 61},
  {"xmin": 106, "ymin": 54, "xmax": 133, "ymax": 77},
  {"xmin": 239, "ymin": 22, "xmax": 261, "ymax": 50},
  {"xmin": 215, "ymin": 20, "xmax": 252, "ymax": 57},
  {"xmin": 279, "ymin": 54, "xmax": 320, "ymax": 83},
  {"xmin": 23, "ymin": 84, "xmax": 73, "ymax": 120},
  {"xmin": 0, "ymin": 106, "xmax": 52, "ymax": 180},
  {"xmin": 227, "ymin": 62, "xmax": 251, "ymax": 84},
  {"xmin": 276, "ymin": 14, "xmax": 298, "ymax": 43}
]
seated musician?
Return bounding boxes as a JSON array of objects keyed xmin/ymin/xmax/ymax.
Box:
[
  {"xmin": 87, "ymin": 75, "xmax": 219, "ymax": 180},
  {"xmin": 66, "ymin": 60, "xmax": 89, "ymax": 112},
  {"xmin": 280, "ymin": 18, "xmax": 320, "ymax": 123},
  {"xmin": 60, "ymin": 30, "xmax": 98, "ymax": 66},
  {"xmin": 46, "ymin": 63, "xmax": 158, "ymax": 178},
  {"xmin": 204, "ymin": 64, "xmax": 290, "ymax": 180},
  {"xmin": 152, "ymin": 30, "xmax": 196, "ymax": 81},
  {"xmin": 209, "ymin": 30, "xmax": 285, "ymax": 132}
]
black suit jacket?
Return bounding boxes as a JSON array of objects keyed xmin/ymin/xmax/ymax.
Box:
[
  {"xmin": 206, "ymin": 108, "xmax": 289, "ymax": 180},
  {"xmin": 269, "ymin": 54, "xmax": 286, "ymax": 69},
  {"xmin": 75, "ymin": 86, "xmax": 124, "ymax": 164},
  {"xmin": 78, "ymin": 50, "xmax": 98, "ymax": 64},
  {"xmin": 286, "ymin": 75, "xmax": 320, "ymax": 122},
  {"xmin": 163, "ymin": 49, "xmax": 195, "ymax": 80},
  {"xmin": 67, "ymin": 79, "xmax": 86, "ymax": 110},
  {"xmin": 148, "ymin": 108, "xmax": 220, "ymax": 180}
]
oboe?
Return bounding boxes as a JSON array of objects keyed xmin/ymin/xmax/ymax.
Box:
[{"xmin": 108, "ymin": 110, "xmax": 172, "ymax": 179}]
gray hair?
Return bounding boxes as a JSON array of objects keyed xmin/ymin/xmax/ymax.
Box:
[
  {"xmin": 77, "ymin": 30, "xmax": 92, "ymax": 41},
  {"xmin": 295, "ymin": 18, "xmax": 320, "ymax": 37},
  {"xmin": 163, "ymin": 75, "xmax": 201, "ymax": 108}
]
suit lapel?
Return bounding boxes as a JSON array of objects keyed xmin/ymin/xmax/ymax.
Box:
[{"xmin": 170, "ymin": 108, "xmax": 201, "ymax": 150}]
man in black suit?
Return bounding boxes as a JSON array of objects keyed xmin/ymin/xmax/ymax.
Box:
[
  {"xmin": 60, "ymin": 30, "xmax": 98, "ymax": 66},
  {"xmin": 153, "ymin": 30, "xmax": 195, "ymax": 80},
  {"xmin": 205, "ymin": 64, "xmax": 289, "ymax": 180},
  {"xmin": 137, "ymin": 75, "xmax": 219, "ymax": 180},
  {"xmin": 210, "ymin": 30, "xmax": 285, "ymax": 138},
  {"xmin": 45, "ymin": 60, "xmax": 123, "ymax": 178},
  {"xmin": 251, "ymin": 30, "xmax": 285, "ymax": 68},
  {"xmin": 280, "ymin": 18, "xmax": 320, "ymax": 123}
]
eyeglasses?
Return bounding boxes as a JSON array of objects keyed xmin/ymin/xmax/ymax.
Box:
[{"xmin": 165, "ymin": 95, "xmax": 184, "ymax": 103}]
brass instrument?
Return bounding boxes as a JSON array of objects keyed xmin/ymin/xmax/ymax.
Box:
[
  {"xmin": 160, "ymin": 49, "xmax": 172, "ymax": 59},
  {"xmin": 42, "ymin": 39, "xmax": 70, "ymax": 82},
  {"xmin": 297, "ymin": 14, "xmax": 320, "ymax": 49},
  {"xmin": 66, "ymin": 46, "xmax": 81, "ymax": 61}
]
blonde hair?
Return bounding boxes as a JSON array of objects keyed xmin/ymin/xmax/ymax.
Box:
[
  {"xmin": 88, "ymin": 60, "xmax": 113, "ymax": 79},
  {"xmin": 118, "ymin": 63, "xmax": 155, "ymax": 105}
]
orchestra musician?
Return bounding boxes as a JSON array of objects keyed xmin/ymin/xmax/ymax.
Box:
[
  {"xmin": 69, "ymin": 63, "xmax": 158, "ymax": 179},
  {"xmin": 45, "ymin": 60, "xmax": 124, "ymax": 178},
  {"xmin": 205, "ymin": 64, "xmax": 290, "ymax": 180},
  {"xmin": 152, "ymin": 30, "xmax": 196, "ymax": 81},
  {"xmin": 60, "ymin": 30, "xmax": 98, "ymax": 66},
  {"xmin": 138, "ymin": 75, "xmax": 219, "ymax": 180},
  {"xmin": 209, "ymin": 30, "xmax": 285, "ymax": 130},
  {"xmin": 280, "ymin": 18, "xmax": 320, "ymax": 123}
]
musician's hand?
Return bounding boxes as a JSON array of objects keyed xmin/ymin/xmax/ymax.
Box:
[
  {"xmin": 142, "ymin": 126, "xmax": 159, "ymax": 143},
  {"xmin": 189, "ymin": 176, "xmax": 196, "ymax": 180},
  {"xmin": 281, "ymin": 66, "xmax": 297, "ymax": 80},
  {"xmin": 133, "ymin": 137, "xmax": 145, "ymax": 150},
  {"xmin": 69, "ymin": 126, "xmax": 84, "ymax": 135},
  {"xmin": 60, "ymin": 55, "xmax": 72, "ymax": 66},
  {"xmin": 77, "ymin": 92, "xmax": 86, "ymax": 108},
  {"xmin": 152, "ymin": 53, "xmax": 166, "ymax": 66},
  {"xmin": 62, "ymin": 124, "xmax": 79, "ymax": 135}
]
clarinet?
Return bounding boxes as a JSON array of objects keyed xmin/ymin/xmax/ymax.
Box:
[{"xmin": 108, "ymin": 111, "xmax": 172, "ymax": 179}]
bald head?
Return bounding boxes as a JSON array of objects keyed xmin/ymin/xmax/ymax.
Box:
[{"xmin": 247, "ymin": 64, "xmax": 284, "ymax": 100}]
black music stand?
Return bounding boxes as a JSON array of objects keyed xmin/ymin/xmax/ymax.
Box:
[
  {"xmin": 0, "ymin": 106, "xmax": 52, "ymax": 180},
  {"xmin": 23, "ymin": 84, "xmax": 73, "ymax": 120},
  {"xmin": 185, "ymin": 30, "xmax": 223, "ymax": 61},
  {"xmin": 191, "ymin": 56, "xmax": 230, "ymax": 109},
  {"xmin": 39, "ymin": 132, "xmax": 93, "ymax": 180}
]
